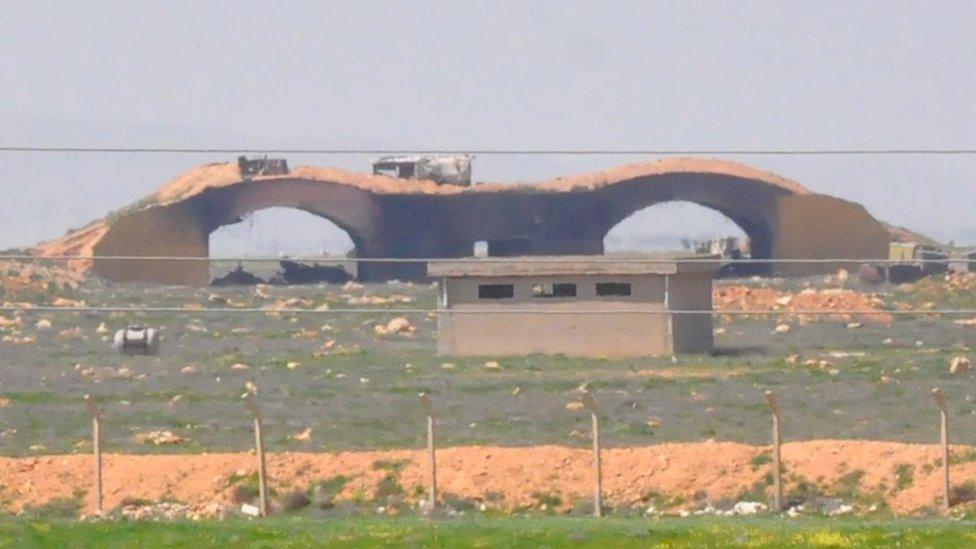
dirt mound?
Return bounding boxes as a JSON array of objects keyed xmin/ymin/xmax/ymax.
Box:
[
  {"xmin": 1, "ymin": 441, "xmax": 968, "ymax": 517},
  {"xmin": 714, "ymin": 285, "xmax": 891, "ymax": 323},
  {"xmin": 0, "ymin": 260, "xmax": 85, "ymax": 298}
]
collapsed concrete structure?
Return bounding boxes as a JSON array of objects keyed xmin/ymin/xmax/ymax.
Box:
[{"xmin": 34, "ymin": 158, "xmax": 892, "ymax": 285}]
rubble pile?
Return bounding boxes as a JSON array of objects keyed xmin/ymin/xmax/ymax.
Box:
[
  {"xmin": 0, "ymin": 260, "xmax": 85, "ymax": 296},
  {"xmin": 713, "ymin": 285, "xmax": 891, "ymax": 323}
]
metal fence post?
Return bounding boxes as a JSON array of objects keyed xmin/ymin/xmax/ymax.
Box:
[
  {"xmin": 83, "ymin": 395, "xmax": 102, "ymax": 515},
  {"xmin": 243, "ymin": 394, "xmax": 269, "ymax": 517},
  {"xmin": 419, "ymin": 393, "xmax": 437, "ymax": 515},
  {"xmin": 931, "ymin": 387, "xmax": 950, "ymax": 514},
  {"xmin": 581, "ymin": 391, "xmax": 602, "ymax": 518},
  {"xmin": 763, "ymin": 390, "xmax": 782, "ymax": 512}
]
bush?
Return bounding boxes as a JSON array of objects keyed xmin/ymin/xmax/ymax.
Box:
[
  {"xmin": 950, "ymin": 481, "xmax": 976, "ymax": 507},
  {"xmin": 280, "ymin": 491, "xmax": 311, "ymax": 512},
  {"xmin": 312, "ymin": 475, "xmax": 348, "ymax": 509},
  {"xmin": 22, "ymin": 496, "xmax": 82, "ymax": 520},
  {"xmin": 374, "ymin": 474, "xmax": 405, "ymax": 501},
  {"xmin": 230, "ymin": 484, "xmax": 258, "ymax": 505}
]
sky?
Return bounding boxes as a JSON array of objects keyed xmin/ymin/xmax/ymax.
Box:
[{"xmin": 2, "ymin": 1, "xmax": 975, "ymax": 253}]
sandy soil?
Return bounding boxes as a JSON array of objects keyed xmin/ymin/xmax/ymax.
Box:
[{"xmin": 2, "ymin": 441, "xmax": 970, "ymax": 516}]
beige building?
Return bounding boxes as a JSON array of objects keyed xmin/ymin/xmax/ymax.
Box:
[{"xmin": 428, "ymin": 256, "xmax": 719, "ymax": 358}]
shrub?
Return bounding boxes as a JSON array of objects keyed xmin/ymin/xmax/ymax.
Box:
[
  {"xmin": 893, "ymin": 464, "xmax": 914, "ymax": 492},
  {"xmin": 280, "ymin": 491, "xmax": 311, "ymax": 512},
  {"xmin": 230, "ymin": 484, "xmax": 258, "ymax": 505},
  {"xmin": 310, "ymin": 475, "xmax": 349, "ymax": 509},
  {"xmin": 950, "ymin": 481, "xmax": 976, "ymax": 507},
  {"xmin": 22, "ymin": 495, "xmax": 83, "ymax": 520}
]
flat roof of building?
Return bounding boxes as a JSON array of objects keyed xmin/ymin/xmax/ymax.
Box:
[{"xmin": 427, "ymin": 255, "xmax": 722, "ymax": 277}]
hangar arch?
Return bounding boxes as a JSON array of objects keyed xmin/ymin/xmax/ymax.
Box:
[
  {"xmin": 90, "ymin": 178, "xmax": 381, "ymax": 285},
  {"xmin": 603, "ymin": 200, "xmax": 748, "ymax": 254}
]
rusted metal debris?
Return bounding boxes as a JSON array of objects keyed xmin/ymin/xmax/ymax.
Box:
[
  {"xmin": 372, "ymin": 155, "xmax": 472, "ymax": 186},
  {"xmin": 238, "ymin": 156, "xmax": 290, "ymax": 179}
]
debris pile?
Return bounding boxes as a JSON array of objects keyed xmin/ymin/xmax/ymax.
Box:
[
  {"xmin": 133, "ymin": 430, "xmax": 186, "ymax": 446},
  {"xmin": 713, "ymin": 285, "xmax": 891, "ymax": 323},
  {"xmin": 374, "ymin": 317, "xmax": 416, "ymax": 336},
  {"xmin": 0, "ymin": 260, "xmax": 85, "ymax": 296}
]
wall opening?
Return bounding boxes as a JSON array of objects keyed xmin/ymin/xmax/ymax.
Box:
[
  {"xmin": 532, "ymin": 282, "xmax": 577, "ymax": 298},
  {"xmin": 604, "ymin": 201, "xmax": 749, "ymax": 255},
  {"xmin": 604, "ymin": 200, "xmax": 763, "ymax": 276},
  {"xmin": 208, "ymin": 207, "xmax": 356, "ymax": 285},
  {"xmin": 478, "ymin": 284, "xmax": 515, "ymax": 299}
]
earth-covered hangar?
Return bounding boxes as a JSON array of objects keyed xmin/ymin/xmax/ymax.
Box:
[{"xmin": 35, "ymin": 157, "xmax": 891, "ymax": 284}]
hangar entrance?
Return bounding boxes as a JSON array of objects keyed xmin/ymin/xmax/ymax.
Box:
[
  {"xmin": 603, "ymin": 201, "xmax": 757, "ymax": 276},
  {"xmin": 208, "ymin": 207, "xmax": 357, "ymax": 285}
]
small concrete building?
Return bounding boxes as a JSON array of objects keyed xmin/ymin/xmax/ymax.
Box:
[{"xmin": 428, "ymin": 256, "xmax": 719, "ymax": 358}]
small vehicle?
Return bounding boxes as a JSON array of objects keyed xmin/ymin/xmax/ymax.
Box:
[
  {"xmin": 113, "ymin": 325, "xmax": 160, "ymax": 356},
  {"xmin": 860, "ymin": 242, "xmax": 949, "ymax": 284}
]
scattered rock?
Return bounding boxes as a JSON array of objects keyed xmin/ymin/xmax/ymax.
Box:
[
  {"xmin": 950, "ymin": 356, "xmax": 971, "ymax": 375},
  {"xmin": 230, "ymin": 363, "xmax": 250, "ymax": 371},
  {"xmin": 773, "ymin": 323, "xmax": 791, "ymax": 334},
  {"xmin": 483, "ymin": 360, "xmax": 500, "ymax": 370},
  {"xmin": 134, "ymin": 430, "xmax": 185, "ymax": 445},
  {"xmin": 57, "ymin": 327, "xmax": 85, "ymax": 340},
  {"xmin": 729, "ymin": 501, "xmax": 767, "ymax": 515},
  {"xmin": 375, "ymin": 317, "xmax": 414, "ymax": 336}
]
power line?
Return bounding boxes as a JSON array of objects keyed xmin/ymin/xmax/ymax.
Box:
[
  {"xmin": 3, "ymin": 146, "xmax": 976, "ymax": 156},
  {"xmin": 1, "ymin": 254, "xmax": 971, "ymax": 264},
  {"xmin": 1, "ymin": 305, "xmax": 972, "ymax": 316}
]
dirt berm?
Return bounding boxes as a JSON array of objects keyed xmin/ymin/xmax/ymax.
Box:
[{"xmin": 2, "ymin": 440, "xmax": 970, "ymax": 516}]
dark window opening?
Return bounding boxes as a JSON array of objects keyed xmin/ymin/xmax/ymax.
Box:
[
  {"xmin": 478, "ymin": 284, "xmax": 514, "ymax": 299},
  {"xmin": 596, "ymin": 282, "xmax": 632, "ymax": 297},
  {"xmin": 532, "ymin": 282, "xmax": 577, "ymax": 298}
]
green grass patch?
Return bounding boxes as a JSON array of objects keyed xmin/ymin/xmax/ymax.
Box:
[{"xmin": 1, "ymin": 516, "xmax": 976, "ymax": 547}]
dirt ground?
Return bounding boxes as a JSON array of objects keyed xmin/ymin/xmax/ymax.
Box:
[{"xmin": 2, "ymin": 440, "xmax": 973, "ymax": 517}]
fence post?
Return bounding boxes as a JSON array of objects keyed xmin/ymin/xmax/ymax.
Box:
[
  {"xmin": 83, "ymin": 395, "xmax": 102, "ymax": 516},
  {"xmin": 931, "ymin": 387, "xmax": 950, "ymax": 514},
  {"xmin": 581, "ymin": 390, "xmax": 602, "ymax": 518},
  {"xmin": 243, "ymin": 394, "xmax": 269, "ymax": 517},
  {"xmin": 418, "ymin": 393, "xmax": 437, "ymax": 515},
  {"xmin": 763, "ymin": 390, "xmax": 782, "ymax": 512}
]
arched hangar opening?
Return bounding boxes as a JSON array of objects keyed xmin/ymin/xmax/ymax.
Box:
[{"xmin": 208, "ymin": 206, "xmax": 357, "ymax": 285}]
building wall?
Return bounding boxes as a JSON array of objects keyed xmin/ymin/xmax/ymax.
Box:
[
  {"xmin": 666, "ymin": 272, "xmax": 715, "ymax": 354},
  {"xmin": 437, "ymin": 273, "xmax": 713, "ymax": 357}
]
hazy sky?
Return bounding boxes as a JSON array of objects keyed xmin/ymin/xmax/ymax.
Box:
[{"xmin": 3, "ymin": 1, "xmax": 975, "ymax": 251}]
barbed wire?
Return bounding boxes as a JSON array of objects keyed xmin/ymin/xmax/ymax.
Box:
[
  {"xmin": 2, "ymin": 254, "xmax": 972, "ymax": 264},
  {"xmin": 1, "ymin": 305, "xmax": 973, "ymax": 316},
  {"xmin": 4, "ymin": 146, "xmax": 976, "ymax": 155}
]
